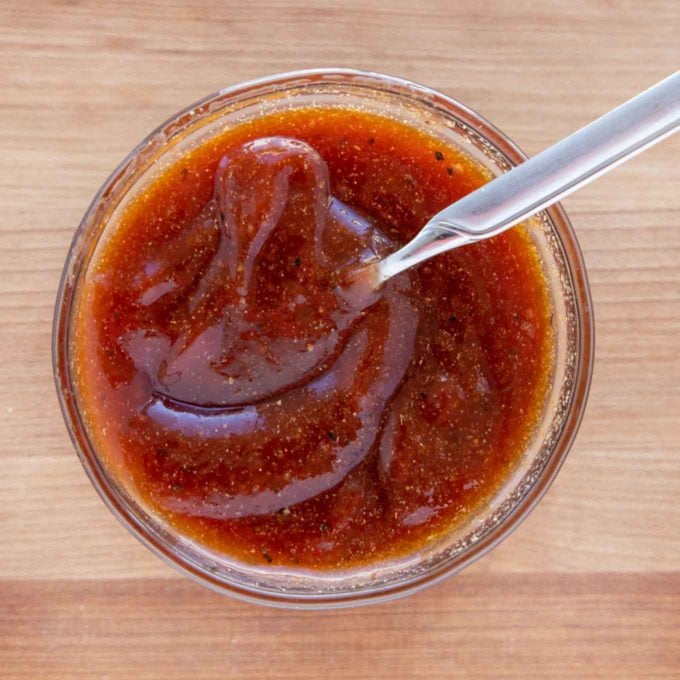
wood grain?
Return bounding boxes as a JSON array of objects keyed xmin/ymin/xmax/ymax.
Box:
[
  {"xmin": 1, "ymin": 0, "xmax": 678, "ymax": 677},
  {"xmin": 2, "ymin": 575, "xmax": 678, "ymax": 679}
]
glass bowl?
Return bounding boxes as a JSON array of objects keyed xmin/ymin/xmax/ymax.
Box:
[{"xmin": 53, "ymin": 69, "xmax": 594, "ymax": 608}]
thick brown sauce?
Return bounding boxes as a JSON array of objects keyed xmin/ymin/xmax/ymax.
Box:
[{"xmin": 74, "ymin": 107, "xmax": 552, "ymax": 568}]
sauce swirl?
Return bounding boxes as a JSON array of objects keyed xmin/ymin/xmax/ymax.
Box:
[{"xmin": 74, "ymin": 108, "xmax": 552, "ymax": 567}]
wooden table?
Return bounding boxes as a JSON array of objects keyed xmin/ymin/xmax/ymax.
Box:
[{"xmin": 1, "ymin": 1, "xmax": 678, "ymax": 677}]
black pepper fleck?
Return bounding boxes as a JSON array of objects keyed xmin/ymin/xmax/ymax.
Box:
[{"xmin": 435, "ymin": 150, "xmax": 444, "ymax": 161}]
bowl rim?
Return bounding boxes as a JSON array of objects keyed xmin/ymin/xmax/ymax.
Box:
[{"xmin": 53, "ymin": 67, "xmax": 595, "ymax": 609}]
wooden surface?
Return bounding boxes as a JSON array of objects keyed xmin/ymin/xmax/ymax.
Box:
[{"xmin": 1, "ymin": 1, "xmax": 679, "ymax": 677}]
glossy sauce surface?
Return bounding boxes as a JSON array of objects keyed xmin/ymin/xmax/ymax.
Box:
[{"xmin": 74, "ymin": 107, "xmax": 552, "ymax": 568}]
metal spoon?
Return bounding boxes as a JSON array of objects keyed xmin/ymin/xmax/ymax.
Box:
[{"xmin": 364, "ymin": 71, "xmax": 680, "ymax": 288}]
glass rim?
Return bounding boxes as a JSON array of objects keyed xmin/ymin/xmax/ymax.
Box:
[{"xmin": 53, "ymin": 68, "xmax": 595, "ymax": 609}]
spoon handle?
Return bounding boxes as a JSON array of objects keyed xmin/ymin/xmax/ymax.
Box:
[{"xmin": 378, "ymin": 71, "xmax": 680, "ymax": 282}]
